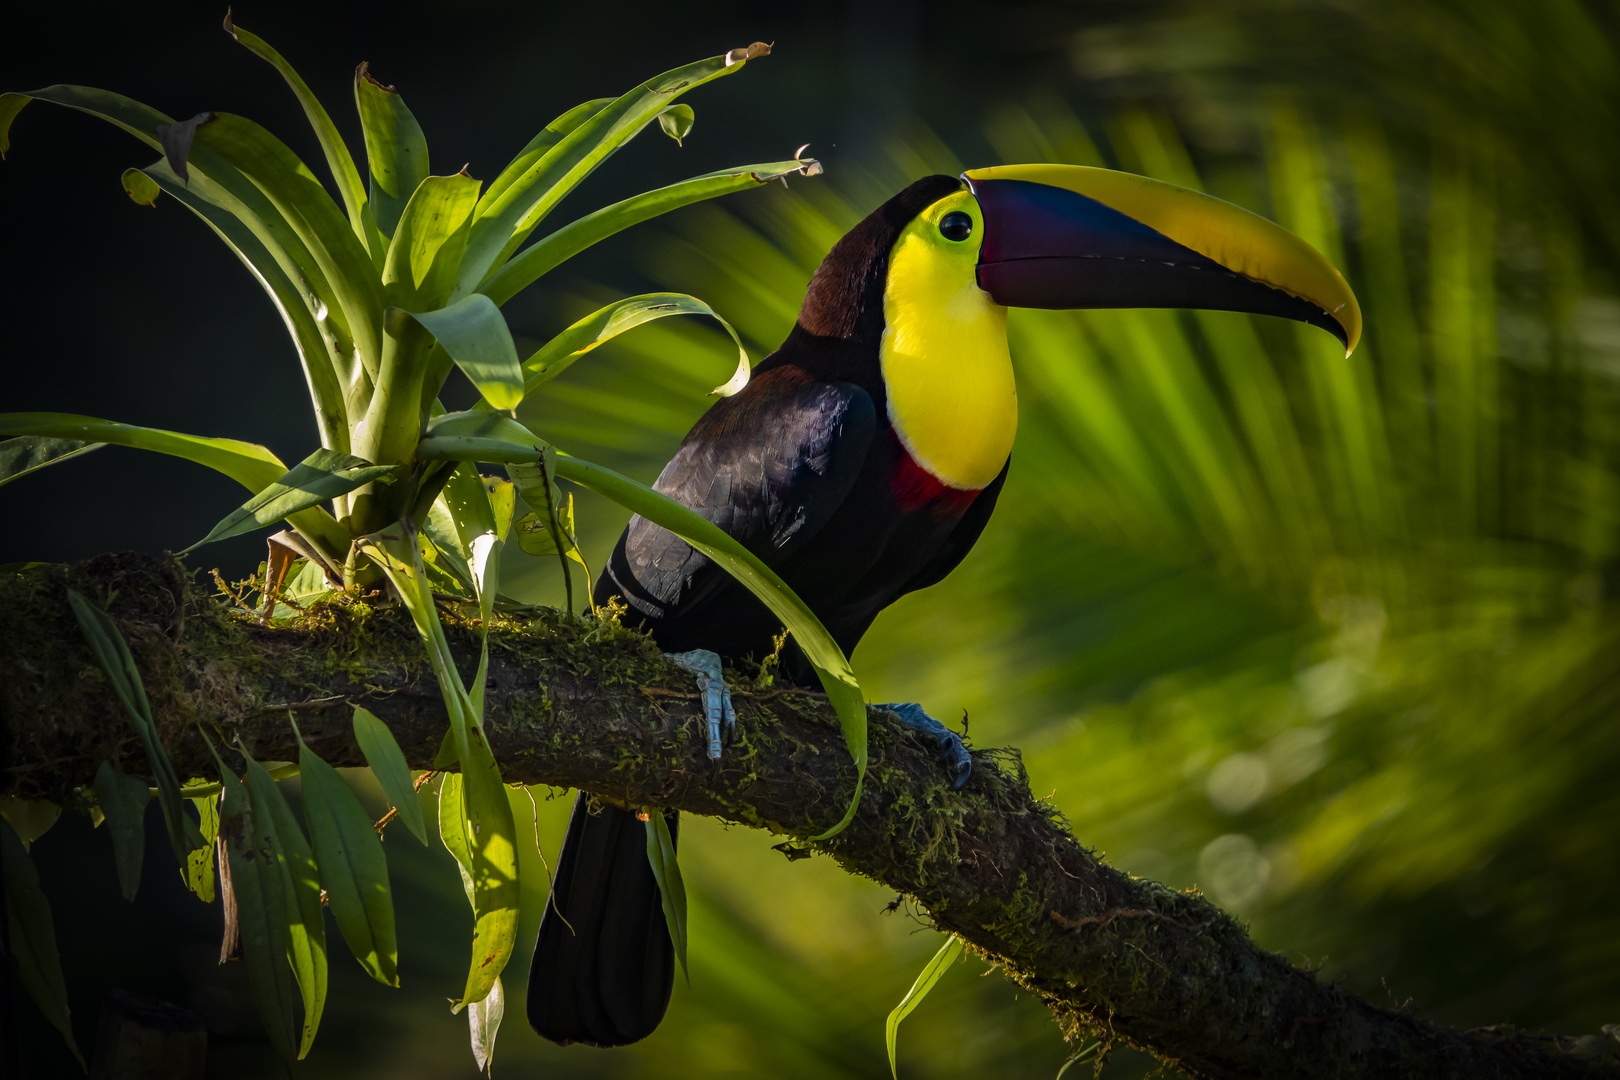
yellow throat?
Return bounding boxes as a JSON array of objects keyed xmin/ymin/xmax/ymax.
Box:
[{"xmin": 880, "ymin": 190, "xmax": 1017, "ymax": 491}]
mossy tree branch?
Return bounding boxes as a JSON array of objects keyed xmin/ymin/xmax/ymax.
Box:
[{"xmin": 1, "ymin": 553, "xmax": 1613, "ymax": 1080}]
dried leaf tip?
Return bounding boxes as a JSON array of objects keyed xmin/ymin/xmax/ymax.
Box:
[
  {"xmin": 356, "ymin": 62, "xmax": 398, "ymax": 94},
  {"xmin": 458, "ymin": 163, "xmax": 472, "ymax": 177},
  {"xmin": 794, "ymin": 144, "xmax": 824, "ymax": 177},
  {"xmin": 725, "ymin": 42, "xmax": 772, "ymax": 66},
  {"xmin": 222, "ymin": 6, "xmax": 237, "ymax": 41}
]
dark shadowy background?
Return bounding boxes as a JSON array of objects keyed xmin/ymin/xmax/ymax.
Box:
[{"xmin": 7, "ymin": 1, "xmax": 1620, "ymax": 1077}]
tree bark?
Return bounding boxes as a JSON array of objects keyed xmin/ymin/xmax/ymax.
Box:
[{"xmin": 1, "ymin": 553, "xmax": 1614, "ymax": 1079}]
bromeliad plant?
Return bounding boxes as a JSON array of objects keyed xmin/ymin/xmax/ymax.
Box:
[{"xmin": 0, "ymin": 14, "xmax": 870, "ymax": 1072}]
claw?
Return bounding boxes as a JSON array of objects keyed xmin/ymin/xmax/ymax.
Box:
[
  {"xmin": 876, "ymin": 703, "xmax": 973, "ymax": 788},
  {"xmin": 666, "ymin": 649, "xmax": 735, "ymax": 760}
]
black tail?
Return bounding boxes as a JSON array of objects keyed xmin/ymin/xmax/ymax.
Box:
[{"xmin": 527, "ymin": 793, "xmax": 678, "ymax": 1047}]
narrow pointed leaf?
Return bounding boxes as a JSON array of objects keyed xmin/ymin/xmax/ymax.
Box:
[
  {"xmin": 886, "ymin": 935, "xmax": 964, "ymax": 1080},
  {"xmin": 0, "ymin": 413, "xmax": 350, "ymax": 558},
  {"xmin": 0, "ymin": 436, "xmax": 104, "ymax": 489},
  {"xmin": 223, "ymin": 12, "xmax": 375, "ymax": 256},
  {"xmin": 0, "ymin": 817, "xmax": 84, "ymax": 1069},
  {"xmin": 119, "ymin": 166, "xmax": 159, "ymax": 206},
  {"xmin": 552, "ymin": 455, "xmax": 867, "ymax": 839},
  {"xmin": 457, "ymin": 51, "xmax": 764, "ymax": 295},
  {"xmin": 0, "ymin": 798, "xmax": 60, "ymax": 849},
  {"xmin": 360, "ymin": 535, "xmax": 518, "ymax": 1008},
  {"xmin": 415, "ymin": 436, "xmax": 539, "ymax": 463},
  {"xmin": 209, "ymin": 740, "xmax": 298, "ymax": 1072},
  {"xmin": 398, "ymin": 295, "xmax": 522, "ymax": 409},
  {"xmin": 517, "ymin": 293, "xmax": 749, "ymax": 397},
  {"xmin": 185, "ymin": 787, "xmax": 220, "ymax": 903},
  {"xmin": 66, "ymin": 589, "xmax": 200, "ymax": 863},
  {"xmin": 643, "ymin": 809, "xmax": 688, "ymax": 982},
  {"xmin": 352, "ymin": 706, "xmax": 428, "ymax": 844},
  {"xmin": 475, "ymin": 99, "xmax": 611, "ymax": 220},
  {"xmin": 468, "ymin": 974, "xmax": 504, "ymax": 1073},
  {"xmin": 242, "ymin": 753, "xmax": 328, "ymax": 1058},
  {"xmin": 187, "ymin": 448, "xmax": 396, "ymax": 552},
  {"xmin": 92, "ymin": 760, "xmax": 149, "ymax": 902},
  {"xmin": 438, "ymin": 773, "xmax": 476, "ymax": 907},
  {"xmin": 355, "ymin": 63, "xmax": 430, "ymax": 240},
  {"xmin": 481, "ymin": 158, "xmax": 820, "ymax": 306},
  {"xmin": 297, "ymin": 736, "xmax": 398, "ymax": 986}
]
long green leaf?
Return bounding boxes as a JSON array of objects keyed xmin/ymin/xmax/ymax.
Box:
[
  {"xmin": 886, "ymin": 935, "xmax": 964, "ymax": 1080},
  {"xmin": 352, "ymin": 706, "xmax": 429, "ymax": 845},
  {"xmin": 552, "ymin": 454, "xmax": 867, "ymax": 840},
  {"xmin": 360, "ymin": 534, "xmax": 519, "ymax": 1007},
  {"xmin": 242, "ymin": 752, "xmax": 328, "ymax": 1058},
  {"xmin": 475, "ymin": 99, "xmax": 611, "ymax": 221},
  {"xmin": 185, "ymin": 785, "xmax": 219, "ymax": 903},
  {"xmin": 0, "ymin": 413, "xmax": 351, "ymax": 558},
  {"xmin": 209, "ymin": 738, "xmax": 297, "ymax": 1073},
  {"xmin": 296, "ymin": 732, "xmax": 399, "ymax": 987},
  {"xmin": 384, "ymin": 172, "xmax": 480, "ymax": 312},
  {"xmin": 66, "ymin": 589, "xmax": 199, "ymax": 863},
  {"xmin": 191, "ymin": 112, "xmax": 385, "ymax": 375},
  {"xmin": 644, "ymin": 809, "xmax": 687, "ymax": 982},
  {"xmin": 456, "ymin": 49, "xmax": 766, "ymax": 296},
  {"xmin": 187, "ymin": 448, "xmax": 395, "ymax": 552},
  {"xmin": 355, "ymin": 63, "xmax": 430, "ymax": 242},
  {"xmin": 0, "ymin": 817, "xmax": 84, "ymax": 1069},
  {"xmin": 438, "ymin": 772, "xmax": 476, "ymax": 905},
  {"xmin": 480, "ymin": 159, "xmax": 819, "ymax": 307},
  {"xmin": 0, "ymin": 436, "xmax": 104, "ymax": 488},
  {"xmin": 517, "ymin": 292, "xmax": 749, "ymax": 397},
  {"xmin": 223, "ymin": 12, "xmax": 376, "ymax": 259},
  {"xmin": 92, "ymin": 760, "xmax": 149, "ymax": 902},
  {"xmin": 134, "ymin": 157, "xmax": 356, "ymax": 454}
]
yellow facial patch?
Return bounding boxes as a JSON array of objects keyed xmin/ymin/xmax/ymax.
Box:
[{"xmin": 880, "ymin": 190, "xmax": 1016, "ymax": 491}]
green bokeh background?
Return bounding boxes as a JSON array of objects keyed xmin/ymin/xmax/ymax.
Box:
[{"xmin": 5, "ymin": 1, "xmax": 1619, "ymax": 1076}]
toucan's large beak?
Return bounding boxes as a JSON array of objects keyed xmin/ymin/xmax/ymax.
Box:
[{"xmin": 965, "ymin": 165, "xmax": 1361, "ymax": 356}]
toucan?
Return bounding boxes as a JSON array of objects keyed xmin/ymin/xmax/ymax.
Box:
[{"xmin": 526, "ymin": 165, "xmax": 1361, "ymax": 1047}]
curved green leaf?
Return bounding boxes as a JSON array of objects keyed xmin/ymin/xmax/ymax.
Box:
[
  {"xmin": 352, "ymin": 706, "xmax": 428, "ymax": 845},
  {"xmin": 120, "ymin": 166, "xmax": 159, "ymax": 206},
  {"xmin": 223, "ymin": 13, "xmax": 376, "ymax": 259},
  {"xmin": 552, "ymin": 454, "xmax": 867, "ymax": 840},
  {"xmin": 475, "ymin": 98, "xmax": 611, "ymax": 221},
  {"xmin": 384, "ymin": 172, "xmax": 480, "ymax": 312},
  {"xmin": 0, "ymin": 413, "xmax": 351, "ymax": 559},
  {"xmin": 355, "ymin": 63, "xmax": 430, "ymax": 242},
  {"xmin": 457, "ymin": 50, "xmax": 764, "ymax": 296},
  {"xmin": 67, "ymin": 589, "xmax": 200, "ymax": 864},
  {"xmin": 517, "ymin": 293, "xmax": 749, "ymax": 397},
  {"xmin": 297, "ymin": 732, "xmax": 399, "ymax": 987},
  {"xmin": 186, "ymin": 448, "xmax": 395, "ymax": 552},
  {"xmin": 208, "ymin": 738, "xmax": 298, "ymax": 1072},
  {"xmin": 0, "ymin": 817, "xmax": 83, "ymax": 1069},
  {"xmin": 886, "ymin": 935, "xmax": 964, "ymax": 1080},
  {"xmin": 0, "ymin": 436, "xmax": 104, "ymax": 489},
  {"xmin": 644, "ymin": 809, "xmax": 687, "ymax": 982},
  {"xmin": 191, "ymin": 112, "xmax": 385, "ymax": 374},
  {"xmin": 657, "ymin": 104, "xmax": 694, "ymax": 146},
  {"xmin": 242, "ymin": 752, "xmax": 328, "ymax": 1058},
  {"xmin": 92, "ymin": 760, "xmax": 149, "ymax": 902},
  {"xmin": 398, "ymin": 295, "xmax": 522, "ymax": 409},
  {"xmin": 480, "ymin": 158, "xmax": 818, "ymax": 306},
  {"xmin": 0, "ymin": 799, "xmax": 60, "ymax": 849},
  {"xmin": 1, "ymin": 84, "xmax": 168, "ymax": 158}
]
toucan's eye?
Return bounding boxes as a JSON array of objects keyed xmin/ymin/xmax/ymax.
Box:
[{"xmin": 938, "ymin": 211, "xmax": 974, "ymax": 242}]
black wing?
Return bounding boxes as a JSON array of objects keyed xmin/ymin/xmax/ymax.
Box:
[{"xmin": 597, "ymin": 368, "xmax": 877, "ymax": 640}]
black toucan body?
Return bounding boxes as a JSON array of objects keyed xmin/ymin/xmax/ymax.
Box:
[{"xmin": 527, "ymin": 166, "xmax": 1361, "ymax": 1047}]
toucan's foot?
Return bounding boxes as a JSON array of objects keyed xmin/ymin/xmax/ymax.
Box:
[
  {"xmin": 665, "ymin": 649, "xmax": 735, "ymax": 760},
  {"xmin": 876, "ymin": 703, "xmax": 972, "ymax": 788}
]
